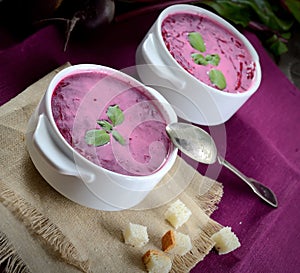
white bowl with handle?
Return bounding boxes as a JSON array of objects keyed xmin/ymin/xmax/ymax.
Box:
[
  {"xmin": 26, "ymin": 64, "xmax": 178, "ymax": 211},
  {"xmin": 136, "ymin": 4, "xmax": 262, "ymax": 125}
]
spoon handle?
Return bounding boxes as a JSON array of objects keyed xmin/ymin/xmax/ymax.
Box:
[
  {"xmin": 217, "ymin": 156, "xmax": 249, "ymax": 184},
  {"xmin": 217, "ymin": 155, "xmax": 278, "ymax": 208}
]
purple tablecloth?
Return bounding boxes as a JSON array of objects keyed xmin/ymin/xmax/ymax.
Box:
[{"xmin": 1, "ymin": 8, "xmax": 299, "ymax": 273}]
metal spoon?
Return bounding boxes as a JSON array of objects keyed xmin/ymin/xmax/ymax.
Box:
[{"xmin": 166, "ymin": 122, "xmax": 278, "ymax": 208}]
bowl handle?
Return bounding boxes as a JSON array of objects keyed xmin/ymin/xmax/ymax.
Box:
[
  {"xmin": 141, "ymin": 33, "xmax": 186, "ymax": 90},
  {"xmin": 32, "ymin": 114, "xmax": 95, "ymax": 183}
]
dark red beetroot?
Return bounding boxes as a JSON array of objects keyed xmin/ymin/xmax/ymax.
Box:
[{"xmin": 0, "ymin": 0, "xmax": 115, "ymax": 49}]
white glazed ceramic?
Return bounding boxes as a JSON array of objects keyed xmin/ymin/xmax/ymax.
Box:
[
  {"xmin": 136, "ymin": 4, "xmax": 262, "ymax": 125},
  {"xmin": 26, "ymin": 64, "xmax": 178, "ymax": 211}
]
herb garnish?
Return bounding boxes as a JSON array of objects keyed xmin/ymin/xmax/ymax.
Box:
[
  {"xmin": 191, "ymin": 53, "xmax": 220, "ymax": 66},
  {"xmin": 188, "ymin": 31, "xmax": 226, "ymax": 90},
  {"xmin": 85, "ymin": 105, "xmax": 125, "ymax": 146},
  {"xmin": 204, "ymin": 54, "xmax": 221, "ymax": 66},
  {"xmin": 188, "ymin": 32, "xmax": 206, "ymax": 52},
  {"xmin": 209, "ymin": 69, "xmax": 227, "ymax": 90}
]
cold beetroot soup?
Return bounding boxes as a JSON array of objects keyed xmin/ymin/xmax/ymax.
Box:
[
  {"xmin": 51, "ymin": 71, "xmax": 172, "ymax": 176},
  {"xmin": 161, "ymin": 12, "xmax": 256, "ymax": 93}
]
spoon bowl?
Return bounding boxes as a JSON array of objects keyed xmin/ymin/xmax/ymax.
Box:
[
  {"xmin": 166, "ymin": 122, "xmax": 278, "ymax": 208},
  {"xmin": 166, "ymin": 122, "xmax": 217, "ymax": 164}
]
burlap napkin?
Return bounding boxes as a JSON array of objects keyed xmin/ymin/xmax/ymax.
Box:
[{"xmin": 0, "ymin": 64, "xmax": 223, "ymax": 273}]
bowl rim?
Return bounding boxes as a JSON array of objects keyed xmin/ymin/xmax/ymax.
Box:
[
  {"xmin": 153, "ymin": 4, "xmax": 262, "ymax": 97},
  {"xmin": 44, "ymin": 64, "xmax": 178, "ymax": 180}
]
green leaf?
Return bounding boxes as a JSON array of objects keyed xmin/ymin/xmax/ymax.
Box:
[
  {"xmin": 200, "ymin": 0, "xmax": 251, "ymax": 27},
  {"xmin": 191, "ymin": 53, "xmax": 208, "ymax": 65},
  {"xmin": 191, "ymin": 53, "xmax": 221, "ymax": 66},
  {"xmin": 107, "ymin": 105, "xmax": 124, "ymax": 126},
  {"xmin": 209, "ymin": 69, "xmax": 227, "ymax": 90},
  {"xmin": 188, "ymin": 32, "xmax": 206, "ymax": 52},
  {"xmin": 205, "ymin": 54, "xmax": 220, "ymax": 66},
  {"xmin": 97, "ymin": 120, "xmax": 113, "ymax": 132},
  {"xmin": 266, "ymin": 34, "xmax": 289, "ymax": 56},
  {"xmin": 269, "ymin": 40, "xmax": 288, "ymax": 56},
  {"xmin": 112, "ymin": 130, "xmax": 125, "ymax": 145},
  {"xmin": 201, "ymin": 0, "xmax": 293, "ymax": 32},
  {"xmin": 85, "ymin": 130, "xmax": 110, "ymax": 146},
  {"xmin": 284, "ymin": 0, "xmax": 300, "ymax": 23},
  {"xmin": 281, "ymin": 32, "xmax": 292, "ymax": 40},
  {"xmin": 248, "ymin": 0, "xmax": 293, "ymax": 32}
]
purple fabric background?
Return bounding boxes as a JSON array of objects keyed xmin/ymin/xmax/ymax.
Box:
[{"xmin": 1, "ymin": 8, "xmax": 299, "ymax": 273}]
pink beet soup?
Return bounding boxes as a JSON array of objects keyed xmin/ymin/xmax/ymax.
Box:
[
  {"xmin": 161, "ymin": 12, "xmax": 256, "ymax": 93},
  {"xmin": 51, "ymin": 70, "xmax": 172, "ymax": 176}
]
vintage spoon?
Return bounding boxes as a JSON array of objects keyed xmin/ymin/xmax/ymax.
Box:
[{"xmin": 166, "ymin": 122, "xmax": 278, "ymax": 208}]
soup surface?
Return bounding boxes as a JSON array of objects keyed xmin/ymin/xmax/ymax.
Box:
[
  {"xmin": 161, "ymin": 12, "xmax": 256, "ymax": 93},
  {"xmin": 51, "ymin": 71, "xmax": 172, "ymax": 176}
]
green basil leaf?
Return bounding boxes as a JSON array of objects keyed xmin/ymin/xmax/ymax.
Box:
[
  {"xmin": 85, "ymin": 130, "xmax": 110, "ymax": 146},
  {"xmin": 209, "ymin": 69, "xmax": 227, "ymax": 90},
  {"xmin": 97, "ymin": 120, "xmax": 113, "ymax": 132},
  {"xmin": 191, "ymin": 53, "xmax": 208, "ymax": 65},
  {"xmin": 112, "ymin": 130, "xmax": 126, "ymax": 145},
  {"xmin": 188, "ymin": 32, "xmax": 206, "ymax": 52},
  {"xmin": 205, "ymin": 54, "xmax": 220, "ymax": 66},
  {"xmin": 107, "ymin": 105, "xmax": 124, "ymax": 126}
]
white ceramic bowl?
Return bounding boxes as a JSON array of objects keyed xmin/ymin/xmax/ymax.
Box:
[
  {"xmin": 26, "ymin": 64, "xmax": 178, "ymax": 211},
  {"xmin": 136, "ymin": 4, "xmax": 262, "ymax": 125}
]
